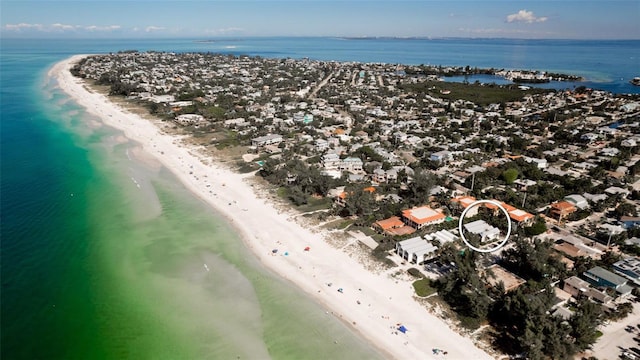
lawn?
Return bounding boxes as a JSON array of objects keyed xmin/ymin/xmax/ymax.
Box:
[{"xmin": 412, "ymin": 278, "xmax": 437, "ymax": 297}]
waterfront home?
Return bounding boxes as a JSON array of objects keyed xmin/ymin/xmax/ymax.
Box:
[
  {"xmin": 175, "ymin": 114, "xmax": 206, "ymax": 126},
  {"xmin": 401, "ymin": 206, "xmax": 446, "ymax": 230},
  {"xmin": 484, "ymin": 264, "xmax": 525, "ymax": 293},
  {"xmin": 251, "ymin": 134, "xmax": 283, "ymax": 147},
  {"xmin": 395, "ymin": 236, "xmax": 437, "ymax": 264},
  {"xmin": 373, "ymin": 216, "xmax": 408, "ymax": 235}
]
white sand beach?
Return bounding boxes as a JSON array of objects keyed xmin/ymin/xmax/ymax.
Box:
[{"xmin": 51, "ymin": 55, "xmax": 494, "ymax": 360}]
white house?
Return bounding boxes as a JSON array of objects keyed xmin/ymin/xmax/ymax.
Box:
[
  {"xmin": 251, "ymin": 134, "xmax": 283, "ymax": 147},
  {"xmin": 525, "ymin": 157, "xmax": 548, "ymax": 169},
  {"xmin": 430, "ymin": 150, "xmax": 453, "ymax": 163},
  {"xmin": 339, "ymin": 157, "xmax": 363, "ymax": 172},
  {"xmin": 315, "ymin": 139, "xmax": 329, "ymax": 152},
  {"xmin": 322, "ymin": 153, "xmax": 341, "ymax": 170},
  {"xmin": 464, "ymin": 220, "xmax": 500, "ymax": 242},
  {"xmin": 175, "ymin": 114, "xmax": 206, "ymax": 126}
]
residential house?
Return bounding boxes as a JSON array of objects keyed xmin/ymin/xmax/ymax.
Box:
[
  {"xmin": 373, "ymin": 216, "xmax": 413, "ymax": 235},
  {"xmin": 401, "ymin": 206, "xmax": 446, "ymax": 230},
  {"xmin": 395, "ymin": 236, "xmax": 437, "ymax": 264},
  {"xmin": 605, "ymin": 186, "xmax": 630, "ymax": 198},
  {"xmin": 508, "ymin": 209, "xmax": 535, "ymax": 225},
  {"xmin": 424, "ymin": 229, "xmax": 458, "ymax": 246},
  {"xmin": 335, "ymin": 187, "xmax": 376, "ymax": 207},
  {"xmin": 613, "ymin": 258, "xmax": 640, "ymax": 286},
  {"xmin": 583, "ymin": 266, "xmax": 633, "ymax": 297},
  {"xmin": 550, "ymin": 201, "xmax": 577, "ymax": 222},
  {"xmin": 315, "ymin": 138, "xmax": 329, "ymax": 152},
  {"xmin": 430, "ymin": 150, "xmax": 453, "ymax": 163},
  {"xmin": 620, "ymin": 216, "xmax": 640, "ymax": 229},
  {"xmin": 563, "ymin": 276, "xmax": 613, "ymax": 304},
  {"xmin": 464, "ymin": 220, "xmax": 501, "ymax": 242},
  {"xmin": 524, "ymin": 157, "xmax": 548, "ymax": 169},
  {"xmin": 372, "ymin": 168, "xmax": 387, "ymax": 183},
  {"xmin": 322, "ymin": 153, "xmax": 341, "ymax": 170},
  {"xmin": 451, "ymin": 195, "xmax": 479, "ymax": 217},
  {"xmin": 484, "ymin": 264, "xmax": 525, "ymax": 293},
  {"xmin": 175, "ymin": 113, "xmax": 206, "ymax": 126},
  {"xmin": 339, "ymin": 157, "xmax": 363, "ymax": 173},
  {"xmin": 565, "ymin": 194, "xmax": 590, "ymax": 210},
  {"xmin": 251, "ymin": 134, "xmax": 283, "ymax": 147},
  {"xmin": 513, "ymin": 179, "xmax": 537, "ymax": 191}
]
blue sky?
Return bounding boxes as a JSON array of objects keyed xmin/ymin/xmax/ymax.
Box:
[{"xmin": 1, "ymin": 1, "xmax": 639, "ymax": 39}]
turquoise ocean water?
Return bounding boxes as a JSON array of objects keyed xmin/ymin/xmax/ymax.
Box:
[{"xmin": 1, "ymin": 37, "xmax": 638, "ymax": 359}]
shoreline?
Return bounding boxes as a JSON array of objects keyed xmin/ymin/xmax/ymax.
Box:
[{"xmin": 51, "ymin": 55, "xmax": 494, "ymax": 359}]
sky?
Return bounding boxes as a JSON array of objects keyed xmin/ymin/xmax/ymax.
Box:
[{"xmin": 1, "ymin": 1, "xmax": 639, "ymax": 40}]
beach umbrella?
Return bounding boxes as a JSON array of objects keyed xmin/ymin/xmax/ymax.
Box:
[
  {"xmin": 398, "ymin": 325, "xmax": 407, "ymax": 333},
  {"xmin": 304, "ymin": 246, "xmax": 310, "ymax": 251}
]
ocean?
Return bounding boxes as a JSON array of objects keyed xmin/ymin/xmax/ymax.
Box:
[{"xmin": 1, "ymin": 37, "xmax": 638, "ymax": 359}]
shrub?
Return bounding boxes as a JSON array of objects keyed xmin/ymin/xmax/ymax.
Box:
[{"xmin": 408, "ymin": 267, "xmax": 423, "ymax": 278}]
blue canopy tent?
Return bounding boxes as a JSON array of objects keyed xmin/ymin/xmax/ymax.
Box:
[{"xmin": 398, "ymin": 325, "xmax": 407, "ymax": 333}]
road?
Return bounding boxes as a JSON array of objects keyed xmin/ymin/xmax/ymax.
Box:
[{"xmin": 583, "ymin": 301, "xmax": 640, "ymax": 360}]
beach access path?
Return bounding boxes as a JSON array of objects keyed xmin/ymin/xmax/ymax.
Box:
[{"xmin": 51, "ymin": 55, "xmax": 494, "ymax": 360}]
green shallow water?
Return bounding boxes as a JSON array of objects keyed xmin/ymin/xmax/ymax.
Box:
[{"xmin": 1, "ymin": 64, "xmax": 382, "ymax": 359}]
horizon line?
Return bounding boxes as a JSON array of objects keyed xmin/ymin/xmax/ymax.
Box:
[{"xmin": 3, "ymin": 35, "xmax": 639, "ymax": 41}]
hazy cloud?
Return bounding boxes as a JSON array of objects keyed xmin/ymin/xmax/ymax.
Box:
[
  {"xmin": 85, "ymin": 25, "xmax": 121, "ymax": 31},
  {"xmin": 145, "ymin": 26, "xmax": 165, "ymax": 32},
  {"xmin": 458, "ymin": 27, "xmax": 554, "ymax": 38},
  {"xmin": 204, "ymin": 27, "xmax": 245, "ymax": 35},
  {"xmin": 4, "ymin": 23, "xmax": 121, "ymax": 32},
  {"xmin": 4, "ymin": 23, "xmax": 44, "ymax": 31},
  {"xmin": 51, "ymin": 23, "xmax": 78, "ymax": 31},
  {"xmin": 506, "ymin": 10, "xmax": 548, "ymax": 23}
]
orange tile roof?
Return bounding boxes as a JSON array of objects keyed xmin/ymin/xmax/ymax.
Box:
[
  {"xmin": 485, "ymin": 200, "xmax": 517, "ymax": 212},
  {"xmin": 338, "ymin": 187, "xmax": 376, "ymax": 199},
  {"xmin": 509, "ymin": 209, "xmax": 534, "ymax": 222},
  {"xmin": 402, "ymin": 206, "xmax": 446, "ymax": 225},
  {"xmin": 374, "ymin": 216, "xmax": 405, "ymax": 230},
  {"xmin": 451, "ymin": 195, "xmax": 477, "ymax": 208},
  {"xmin": 551, "ymin": 201, "xmax": 577, "ymax": 212}
]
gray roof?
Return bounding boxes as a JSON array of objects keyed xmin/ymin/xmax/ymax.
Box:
[{"xmin": 586, "ymin": 266, "xmax": 627, "ymax": 286}]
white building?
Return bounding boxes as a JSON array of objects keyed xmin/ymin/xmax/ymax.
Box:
[
  {"xmin": 251, "ymin": 134, "xmax": 283, "ymax": 147},
  {"xmin": 464, "ymin": 220, "xmax": 500, "ymax": 242},
  {"xmin": 395, "ymin": 237, "xmax": 437, "ymax": 264},
  {"xmin": 175, "ymin": 114, "xmax": 205, "ymax": 126}
]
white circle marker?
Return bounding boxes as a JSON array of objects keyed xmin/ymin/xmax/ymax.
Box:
[{"xmin": 458, "ymin": 199, "xmax": 512, "ymax": 253}]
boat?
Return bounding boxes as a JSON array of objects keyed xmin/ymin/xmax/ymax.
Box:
[{"xmin": 631, "ymin": 77, "xmax": 640, "ymax": 86}]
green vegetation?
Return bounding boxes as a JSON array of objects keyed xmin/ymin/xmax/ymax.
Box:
[
  {"xmin": 412, "ymin": 278, "xmax": 436, "ymax": 297},
  {"xmin": 502, "ymin": 168, "xmax": 519, "ymax": 184},
  {"xmin": 407, "ymin": 267, "xmax": 423, "ymax": 278},
  {"xmin": 400, "ymin": 80, "xmax": 549, "ymax": 106}
]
